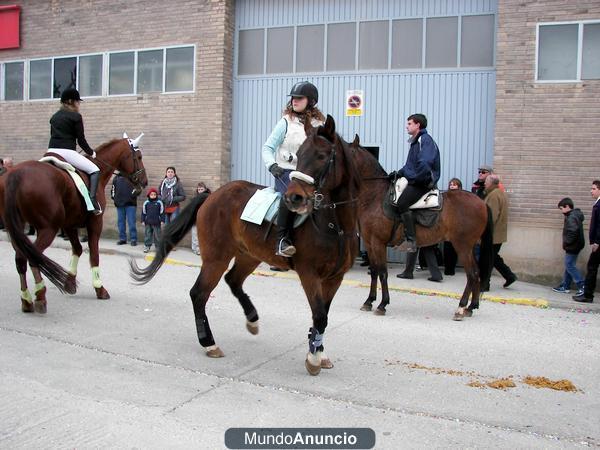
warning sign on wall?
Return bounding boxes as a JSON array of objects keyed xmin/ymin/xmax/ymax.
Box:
[{"xmin": 345, "ymin": 90, "xmax": 363, "ymax": 117}]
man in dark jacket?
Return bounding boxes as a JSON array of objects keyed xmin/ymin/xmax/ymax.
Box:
[
  {"xmin": 573, "ymin": 180, "xmax": 600, "ymax": 303},
  {"xmin": 552, "ymin": 198, "xmax": 585, "ymax": 294},
  {"xmin": 111, "ymin": 173, "xmax": 139, "ymax": 246},
  {"xmin": 388, "ymin": 113, "xmax": 440, "ymax": 252}
]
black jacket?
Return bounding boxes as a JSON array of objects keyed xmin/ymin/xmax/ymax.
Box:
[
  {"xmin": 590, "ymin": 200, "xmax": 600, "ymax": 245},
  {"xmin": 111, "ymin": 175, "xmax": 138, "ymax": 207},
  {"xmin": 562, "ymin": 208, "xmax": 585, "ymax": 254},
  {"xmin": 48, "ymin": 108, "xmax": 94, "ymax": 154},
  {"xmin": 141, "ymin": 199, "xmax": 165, "ymax": 226}
]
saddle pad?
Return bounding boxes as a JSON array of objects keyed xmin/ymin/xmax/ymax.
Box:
[
  {"xmin": 393, "ymin": 177, "xmax": 440, "ymax": 209},
  {"xmin": 39, "ymin": 156, "xmax": 95, "ymax": 212},
  {"xmin": 241, "ymin": 187, "xmax": 280, "ymax": 225}
]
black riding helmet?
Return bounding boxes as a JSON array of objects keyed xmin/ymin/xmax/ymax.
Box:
[
  {"xmin": 60, "ymin": 87, "xmax": 82, "ymax": 104},
  {"xmin": 289, "ymin": 81, "xmax": 318, "ymax": 106}
]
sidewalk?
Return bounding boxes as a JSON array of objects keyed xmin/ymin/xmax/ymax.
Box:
[{"xmin": 3, "ymin": 231, "xmax": 598, "ymax": 313}]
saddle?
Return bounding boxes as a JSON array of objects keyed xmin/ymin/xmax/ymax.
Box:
[
  {"xmin": 240, "ymin": 187, "xmax": 308, "ymax": 228},
  {"xmin": 382, "ymin": 178, "xmax": 443, "ymax": 228},
  {"xmin": 39, "ymin": 153, "xmax": 96, "ymax": 212}
]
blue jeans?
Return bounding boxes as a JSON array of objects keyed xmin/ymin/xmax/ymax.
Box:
[
  {"xmin": 117, "ymin": 205, "xmax": 137, "ymax": 242},
  {"xmin": 561, "ymin": 252, "xmax": 584, "ymax": 289},
  {"xmin": 164, "ymin": 207, "xmax": 180, "ymax": 225}
]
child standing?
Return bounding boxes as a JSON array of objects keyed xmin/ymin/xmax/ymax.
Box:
[
  {"xmin": 191, "ymin": 182, "xmax": 211, "ymax": 255},
  {"xmin": 141, "ymin": 187, "xmax": 165, "ymax": 253},
  {"xmin": 553, "ymin": 197, "xmax": 585, "ymax": 294}
]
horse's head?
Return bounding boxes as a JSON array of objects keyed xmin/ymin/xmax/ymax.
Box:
[
  {"xmin": 97, "ymin": 133, "xmax": 148, "ymax": 194},
  {"xmin": 285, "ymin": 115, "xmax": 359, "ymax": 214}
]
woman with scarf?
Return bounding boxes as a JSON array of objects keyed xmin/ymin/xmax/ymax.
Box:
[{"xmin": 158, "ymin": 166, "xmax": 186, "ymax": 224}]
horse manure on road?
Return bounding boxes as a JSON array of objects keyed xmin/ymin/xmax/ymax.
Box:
[{"xmin": 522, "ymin": 376, "xmax": 578, "ymax": 392}]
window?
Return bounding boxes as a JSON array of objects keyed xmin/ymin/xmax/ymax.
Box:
[
  {"xmin": 238, "ymin": 29, "xmax": 264, "ymax": 75},
  {"xmin": 461, "ymin": 15, "xmax": 494, "ymax": 67},
  {"xmin": 4, "ymin": 62, "xmax": 24, "ymax": 100},
  {"xmin": 138, "ymin": 49, "xmax": 163, "ymax": 93},
  {"xmin": 79, "ymin": 54, "xmax": 103, "ymax": 97},
  {"xmin": 53, "ymin": 57, "xmax": 77, "ymax": 98},
  {"xmin": 582, "ymin": 23, "xmax": 600, "ymax": 79},
  {"xmin": 537, "ymin": 24, "xmax": 578, "ymax": 81},
  {"xmin": 359, "ymin": 21, "xmax": 388, "ymax": 70},
  {"xmin": 166, "ymin": 46, "xmax": 194, "ymax": 91},
  {"xmin": 296, "ymin": 25, "xmax": 324, "ymax": 73},
  {"xmin": 391, "ymin": 19, "xmax": 422, "ymax": 69},
  {"xmin": 109, "ymin": 52, "xmax": 134, "ymax": 95},
  {"xmin": 426, "ymin": 17, "xmax": 458, "ymax": 68},
  {"xmin": 267, "ymin": 27, "xmax": 294, "ymax": 73},
  {"xmin": 29, "ymin": 59, "xmax": 52, "ymax": 99},
  {"xmin": 327, "ymin": 22, "xmax": 356, "ymax": 71}
]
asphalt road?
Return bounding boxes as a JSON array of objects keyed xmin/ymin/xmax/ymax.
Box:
[{"xmin": 0, "ymin": 240, "xmax": 598, "ymax": 448}]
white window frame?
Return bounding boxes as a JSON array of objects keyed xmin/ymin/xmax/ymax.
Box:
[{"xmin": 536, "ymin": 19, "xmax": 600, "ymax": 83}]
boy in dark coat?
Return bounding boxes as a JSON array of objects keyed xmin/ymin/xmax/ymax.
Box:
[
  {"xmin": 553, "ymin": 197, "xmax": 585, "ymax": 295},
  {"xmin": 141, "ymin": 187, "xmax": 165, "ymax": 253}
]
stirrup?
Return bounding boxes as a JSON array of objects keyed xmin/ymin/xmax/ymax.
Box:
[
  {"xmin": 397, "ymin": 239, "xmax": 417, "ymax": 253},
  {"xmin": 91, "ymin": 200, "xmax": 103, "ymax": 216},
  {"xmin": 276, "ymin": 239, "xmax": 296, "ymax": 257}
]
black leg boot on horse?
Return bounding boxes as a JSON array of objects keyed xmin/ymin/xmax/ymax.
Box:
[
  {"xmin": 275, "ymin": 198, "xmax": 296, "ymax": 257},
  {"xmin": 88, "ymin": 171, "xmax": 103, "ymax": 215}
]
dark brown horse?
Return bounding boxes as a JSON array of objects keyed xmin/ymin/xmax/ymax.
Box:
[
  {"xmin": 131, "ymin": 116, "xmax": 359, "ymax": 375},
  {"xmin": 1, "ymin": 135, "xmax": 147, "ymax": 313},
  {"xmin": 351, "ymin": 137, "xmax": 493, "ymax": 320}
]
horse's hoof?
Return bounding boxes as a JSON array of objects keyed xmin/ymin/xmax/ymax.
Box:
[
  {"xmin": 34, "ymin": 300, "xmax": 47, "ymax": 314},
  {"xmin": 206, "ymin": 346, "xmax": 225, "ymax": 358},
  {"xmin": 246, "ymin": 320, "xmax": 259, "ymax": 335},
  {"xmin": 360, "ymin": 304, "xmax": 372, "ymax": 311},
  {"xmin": 463, "ymin": 309, "xmax": 473, "ymax": 318},
  {"xmin": 95, "ymin": 287, "xmax": 110, "ymax": 300},
  {"xmin": 21, "ymin": 299, "xmax": 34, "ymax": 313},
  {"xmin": 305, "ymin": 358, "xmax": 322, "ymax": 376},
  {"xmin": 64, "ymin": 275, "xmax": 77, "ymax": 295},
  {"xmin": 374, "ymin": 307, "xmax": 386, "ymax": 316},
  {"xmin": 321, "ymin": 358, "xmax": 334, "ymax": 369},
  {"xmin": 453, "ymin": 312, "xmax": 464, "ymax": 321}
]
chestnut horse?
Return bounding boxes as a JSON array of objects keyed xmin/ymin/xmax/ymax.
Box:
[
  {"xmin": 131, "ymin": 116, "xmax": 358, "ymax": 375},
  {"xmin": 0, "ymin": 134, "xmax": 147, "ymax": 313},
  {"xmin": 351, "ymin": 138, "xmax": 493, "ymax": 320}
]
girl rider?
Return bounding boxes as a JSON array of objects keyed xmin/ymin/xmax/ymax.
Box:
[
  {"xmin": 262, "ymin": 81, "xmax": 325, "ymax": 257},
  {"xmin": 47, "ymin": 88, "xmax": 102, "ymax": 215}
]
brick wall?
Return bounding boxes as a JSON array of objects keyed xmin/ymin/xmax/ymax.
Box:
[
  {"xmin": 495, "ymin": 0, "xmax": 600, "ymax": 281},
  {"xmin": 0, "ymin": 0, "xmax": 234, "ymax": 237}
]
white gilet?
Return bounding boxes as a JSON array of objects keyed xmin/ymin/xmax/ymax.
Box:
[{"xmin": 276, "ymin": 115, "xmax": 323, "ymax": 170}]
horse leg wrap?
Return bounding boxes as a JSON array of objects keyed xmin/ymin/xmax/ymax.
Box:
[
  {"xmin": 91, "ymin": 266, "xmax": 102, "ymax": 288},
  {"xmin": 21, "ymin": 289, "xmax": 33, "ymax": 304},
  {"xmin": 68, "ymin": 255, "xmax": 80, "ymax": 276},
  {"xmin": 308, "ymin": 327, "xmax": 324, "ymax": 354},
  {"xmin": 34, "ymin": 281, "xmax": 45, "ymax": 294}
]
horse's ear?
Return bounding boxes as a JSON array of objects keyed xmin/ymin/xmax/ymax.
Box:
[
  {"xmin": 123, "ymin": 132, "xmax": 129, "ymax": 139},
  {"xmin": 322, "ymin": 115, "xmax": 336, "ymax": 141},
  {"xmin": 352, "ymin": 134, "xmax": 360, "ymax": 146}
]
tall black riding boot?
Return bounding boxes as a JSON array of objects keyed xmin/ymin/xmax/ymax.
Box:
[
  {"xmin": 88, "ymin": 171, "xmax": 103, "ymax": 215},
  {"xmin": 400, "ymin": 211, "xmax": 417, "ymax": 253},
  {"xmin": 275, "ymin": 198, "xmax": 296, "ymax": 257}
]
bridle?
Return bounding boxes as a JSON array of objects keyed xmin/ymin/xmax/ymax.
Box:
[{"xmin": 92, "ymin": 139, "xmax": 146, "ymax": 193}]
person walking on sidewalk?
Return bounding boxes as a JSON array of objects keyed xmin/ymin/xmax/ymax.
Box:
[
  {"xmin": 552, "ymin": 197, "xmax": 585, "ymax": 295},
  {"xmin": 483, "ymin": 174, "xmax": 517, "ymax": 291},
  {"xmin": 111, "ymin": 172, "xmax": 139, "ymax": 246},
  {"xmin": 573, "ymin": 180, "xmax": 600, "ymax": 303}
]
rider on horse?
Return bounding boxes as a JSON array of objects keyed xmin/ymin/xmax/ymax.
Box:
[
  {"xmin": 47, "ymin": 88, "xmax": 102, "ymax": 215},
  {"xmin": 388, "ymin": 113, "xmax": 441, "ymax": 253},
  {"xmin": 262, "ymin": 81, "xmax": 325, "ymax": 257}
]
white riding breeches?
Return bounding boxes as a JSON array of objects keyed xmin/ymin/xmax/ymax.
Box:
[{"xmin": 47, "ymin": 148, "xmax": 99, "ymax": 174}]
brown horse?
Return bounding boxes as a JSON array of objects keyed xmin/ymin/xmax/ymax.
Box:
[
  {"xmin": 351, "ymin": 137, "xmax": 493, "ymax": 320},
  {"xmin": 131, "ymin": 116, "xmax": 359, "ymax": 375},
  {"xmin": 1, "ymin": 135, "xmax": 147, "ymax": 313}
]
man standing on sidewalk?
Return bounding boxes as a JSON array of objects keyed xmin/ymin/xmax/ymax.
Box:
[
  {"xmin": 111, "ymin": 173, "xmax": 139, "ymax": 246},
  {"xmin": 573, "ymin": 180, "xmax": 600, "ymax": 303}
]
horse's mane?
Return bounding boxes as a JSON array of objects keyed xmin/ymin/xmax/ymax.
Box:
[
  {"xmin": 95, "ymin": 139, "xmax": 121, "ymax": 153},
  {"xmin": 315, "ymin": 125, "xmax": 362, "ymax": 195}
]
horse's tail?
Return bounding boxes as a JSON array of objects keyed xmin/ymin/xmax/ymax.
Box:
[
  {"xmin": 478, "ymin": 205, "xmax": 494, "ymax": 284},
  {"xmin": 130, "ymin": 193, "xmax": 209, "ymax": 284},
  {"xmin": 4, "ymin": 170, "xmax": 72, "ymax": 293}
]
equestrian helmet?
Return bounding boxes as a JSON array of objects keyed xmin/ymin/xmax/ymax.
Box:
[
  {"xmin": 60, "ymin": 87, "xmax": 82, "ymax": 103},
  {"xmin": 289, "ymin": 81, "xmax": 318, "ymax": 106}
]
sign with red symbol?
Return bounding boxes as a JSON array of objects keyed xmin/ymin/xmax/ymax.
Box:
[{"xmin": 346, "ymin": 90, "xmax": 363, "ymax": 117}]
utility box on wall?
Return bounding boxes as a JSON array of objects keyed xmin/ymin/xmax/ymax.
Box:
[{"xmin": 0, "ymin": 5, "xmax": 21, "ymax": 50}]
